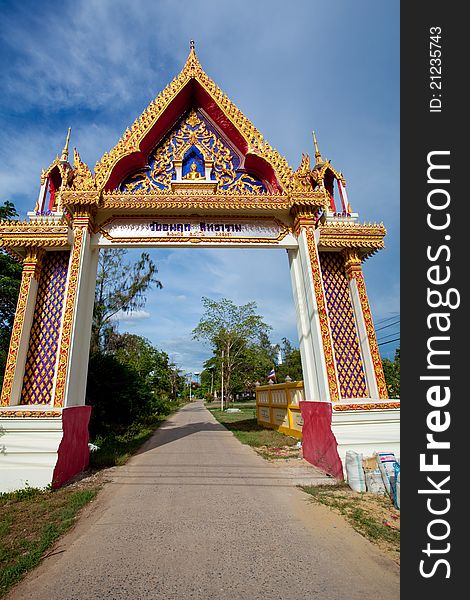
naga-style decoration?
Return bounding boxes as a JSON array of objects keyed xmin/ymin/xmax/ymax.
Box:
[
  {"xmin": 71, "ymin": 148, "xmax": 97, "ymax": 192},
  {"xmin": 290, "ymin": 153, "xmax": 315, "ymax": 193}
]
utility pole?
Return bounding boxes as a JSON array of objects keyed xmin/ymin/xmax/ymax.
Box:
[{"xmin": 220, "ymin": 350, "xmax": 224, "ymax": 412}]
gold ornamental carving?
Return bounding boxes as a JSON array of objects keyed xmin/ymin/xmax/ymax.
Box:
[
  {"xmin": 304, "ymin": 226, "xmax": 340, "ymax": 401},
  {"xmin": 0, "ymin": 409, "xmax": 62, "ymax": 418},
  {"xmin": 100, "ymin": 190, "xmax": 294, "ymax": 212},
  {"xmin": 0, "ymin": 248, "xmax": 45, "ymax": 405},
  {"xmin": 71, "ymin": 148, "xmax": 97, "ymax": 192},
  {"xmin": 121, "ymin": 109, "xmax": 266, "ymax": 195},
  {"xmin": 347, "ymin": 264, "xmax": 389, "ymax": 399},
  {"xmin": 0, "ymin": 220, "xmax": 70, "ymax": 251},
  {"xmin": 319, "ymin": 221, "xmax": 386, "ymax": 258},
  {"xmin": 333, "ymin": 402, "xmax": 399, "ymax": 411},
  {"xmin": 93, "ymin": 48, "xmax": 295, "ymax": 192},
  {"xmin": 343, "ymin": 249, "xmax": 362, "ymax": 278}
]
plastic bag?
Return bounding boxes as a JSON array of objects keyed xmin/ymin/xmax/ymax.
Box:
[
  {"xmin": 393, "ymin": 462, "xmax": 400, "ymax": 509},
  {"xmin": 375, "ymin": 452, "xmax": 398, "ymax": 497},
  {"xmin": 362, "ymin": 456, "xmax": 386, "ymax": 495},
  {"xmin": 345, "ymin": 451, "xmax": 366, "ymax": 492}
]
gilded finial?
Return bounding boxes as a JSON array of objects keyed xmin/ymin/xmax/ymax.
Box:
[
  {"xmin": 190, "ymin": 40, "xmax": 195, "ymax": 50},
  {"xmin": 60, "ymin": 127, "xmax": 71, "ymax": 162},
  {"xmin": 312, "ymin": 130, "xmax": 323, "ymax": 165}
]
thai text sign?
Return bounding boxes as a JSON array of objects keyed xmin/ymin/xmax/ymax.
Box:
[{"xmin": 97, "ymin": 217, "xmax": 296, "ymax": 246}]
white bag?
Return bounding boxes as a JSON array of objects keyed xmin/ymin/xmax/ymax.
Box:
[
  {"xmin": 345, "ymin": 451, "xmax": 366, "ymax": 492},
  {"xmin": 365, "ymin": 470, "xmax": 387, "ymax": 495},
  {"xmin": 362, "ymin": 456, "xmax": 386, "ymax": 495},
  {"xmin": 375, "ymin": 452, "xmax": 398, "ymax": 496}
]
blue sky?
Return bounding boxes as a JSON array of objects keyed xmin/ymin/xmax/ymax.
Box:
[{"xmin": 0, "ymin": 0, "xmax": 399, "ymax": 374}]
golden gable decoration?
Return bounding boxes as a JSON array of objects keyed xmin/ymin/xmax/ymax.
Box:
[{"xmin": 93, "ymin": 47, "xmax": 295, "ymax": 193}]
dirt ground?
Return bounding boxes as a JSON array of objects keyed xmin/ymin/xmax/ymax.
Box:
[{"xmin": 250, "ymin": 444, "xmax": 400, "ymax": 564}]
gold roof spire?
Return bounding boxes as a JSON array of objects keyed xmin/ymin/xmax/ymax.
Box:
[
  {"xmin": 184, "ymin": 39, "xmax": 202, "ymax": 76},
  {"xmin": 60, "ymin": 127, "xmax": 71, "ymax": 162},
  {"xmin": 312, "ymin": 130, "xmax": 323, "ymax": 165}
]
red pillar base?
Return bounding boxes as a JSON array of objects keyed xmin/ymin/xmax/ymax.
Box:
[
  {"xmin": 300, "ymin": 401, "xmax": 344, "ymax": 480},
  {"xmin": 52, "ymin": 406, "xmax": 92, "ymax": 489}
]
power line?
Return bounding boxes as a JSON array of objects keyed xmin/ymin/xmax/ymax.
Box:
[
  {"xmin": 377, "ymin": 331, "xmax": 400, "ymax": 343},
  {"xmin": 374, "ymin": 313, "xmax": 399, "ymax": 326},
  {"xmin": 378, "ymin": 337, "xmax": 400, "ymax": 347},
  {"xmin": 375, "ymin": 319, "xmax": 400, "ymax": 333}
]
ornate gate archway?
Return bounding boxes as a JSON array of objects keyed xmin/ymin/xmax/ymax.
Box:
[{"xmin": 0, "ymin": 46, "xmax": 388, "ymax": 491}]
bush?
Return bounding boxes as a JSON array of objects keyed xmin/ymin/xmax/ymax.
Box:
[{"xmin": 86, "ymin": 352, "xmax": 153, "ymax": 438}]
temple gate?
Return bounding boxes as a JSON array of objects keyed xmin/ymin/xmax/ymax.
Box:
[{"xmin": 0, "ymin": 45, "xmax": 391, "ymax": 491}]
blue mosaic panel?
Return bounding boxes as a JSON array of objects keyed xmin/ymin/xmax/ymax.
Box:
[
  {"xmin": 20, "ymin": 251, "xmax": 69, "ymax": 405},
  {"xmin": 120, "ymin": 109, "xmax": 267, "ymax": 194},
  {"xmin": 319, "ymin": 252, "xmax": 369, "ymax": 399}
]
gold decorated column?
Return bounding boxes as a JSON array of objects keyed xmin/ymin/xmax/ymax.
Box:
[
  {"xmin": 1, "ymin": 248, "xmax": 43, "ymax": 406},
  {"xmin": 53, "ymin": 211, "xmax": 93, "ymax": 407},
  {"xmin": 292, "ymin": 208, "xmax": 340, "ymax": 402},
  {"xmin": 343, "ymin": 249, "xmax": 388, "ymax": 399}
]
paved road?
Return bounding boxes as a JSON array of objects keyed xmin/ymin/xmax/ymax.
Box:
[{"xmin": 8, "ymin": 401, "xmax": 399, "ymax": 600}]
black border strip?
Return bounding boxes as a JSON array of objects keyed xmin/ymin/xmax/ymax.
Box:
[{"xmin": 401, "ymin": 2, "xmax": 464, "ymax": 595}]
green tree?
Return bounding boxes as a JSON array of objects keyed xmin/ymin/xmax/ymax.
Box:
[
  {"xmin": 86, "ymin": 332, "xmax": 186, "ymax": 437},
  {"xmin": 230, "ymin": 333, "xmax": 275, "ymax": 393},
  {"xmin": 229, "ymin": 336, "xmax": 303, "ymax": 392},
  {"xmin": 106, "ymin": 332, "xmax": 182, "ymax": 399},
  {"xmin": 92, "ymin": 248, "xmax": 162, "ymax": 352},
  {"xmin": 0, "ymin": 201, "xmax": 22, "ymax": 387},
  {"xmin": 86, "ymin": 351, "xmax": 151, "ymax": 437},
  {"xmin": 382, "ymin": 347, "xmax": 400, "ymax": 398},
  {"xmin": 275, "ymin": 338, "xmax": 303, "ymax": 382},
  {"xmin": 192, "ymin": 297, "xmax": 272, "ymax": 402}
]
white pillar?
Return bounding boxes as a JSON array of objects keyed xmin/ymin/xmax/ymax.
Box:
[
  {"xmin": 338, "ymin": 180, "xmax": 351, "ymax": 213},
  {"xmin": 64, "ymin": 243, "xmax": 99, "ymax": 407},
  {"xmin": 288, "ymin": 248, "xmax": 320, "ymax": 401},
  {"xmin": 348, "ymin": 277, "xmax": 380, "ymax": 399},
  {"xmin": 343, "ymin": 250, "xmax": 388, "ymax": 399},
  {"xmin": 35, "ymin": 181, "xmax": 48, "ymax": 213},
  {"xmin": 61, "ymin": 230, "xmax": 99, "ymax": 407},
  {"xmin": 288, "ymin": 229, "xmax": 332, "ymax": 402},
  {"xmin": 51, "ymin": 215, "xmax": 98, "ymax": 409}
]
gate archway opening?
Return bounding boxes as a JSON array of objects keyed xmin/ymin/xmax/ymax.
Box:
[{"xmin": 0, "ymin": 45, "xmax": 390, "ymax": 492}]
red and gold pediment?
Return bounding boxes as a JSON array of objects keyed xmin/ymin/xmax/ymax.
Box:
[
  {"xmin": 119, "ymin": 109, "xmax": 268, "ymax": 195},
  {"xmin": 93, "ymin": 47, "xmax": 294, "ymax": 194}
]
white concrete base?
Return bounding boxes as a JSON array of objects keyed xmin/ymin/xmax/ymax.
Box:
[
  {"xmin": 0, "ymin": 410, "xmax": 63, "ymax": 492},
  {"xmin": 331, "ymin": 404, "xmax": 400, "ymax": 473}
]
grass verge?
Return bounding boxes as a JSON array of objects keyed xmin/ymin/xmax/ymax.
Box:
[
  {"xmin": 89, "ymin": 401, "xmax": 187, "ymax": 468},
  {"xmin": 300, "ymin": 483, "xmax": 400, "ymax": 563},
  {"xmin": 0, "ymin": 400, "xmax": 188, "ymax": 597},
  {"xmin": 0, "ymin": 483, "xmax": 99, "ymax": 598},
  {"xmin": 207, "ymin": 405, "xmax": 300, "ymax": 459}
]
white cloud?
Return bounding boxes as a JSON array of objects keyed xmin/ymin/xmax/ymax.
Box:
[{"xmin": 111, "ymin": 310, "xmax": 151, "ymax": 323}]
